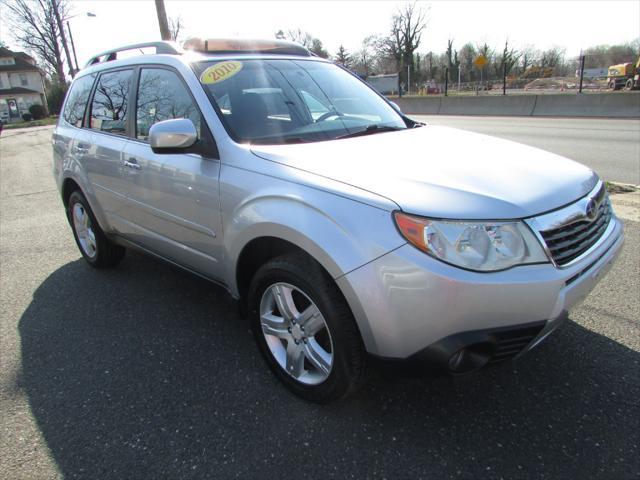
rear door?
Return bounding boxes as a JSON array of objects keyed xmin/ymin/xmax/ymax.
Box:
[
  {"xmin": 53, "ymin": 72, "xmax": 96, "ymax": 193},
  {"xmin": 120, "ymin": 66, "xmax": 223, "ymax": 279},
  {"xmin": 83, "ymin": 68, "xmax": 135, "ymax": 234}
]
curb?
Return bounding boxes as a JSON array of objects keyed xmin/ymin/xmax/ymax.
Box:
[{"xmin": 606, "ymin": 181, "xmax": 639, "ymax": 195}]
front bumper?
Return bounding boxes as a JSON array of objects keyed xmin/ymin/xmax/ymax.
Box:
[{"xmin": 336, "ymin": 216, "xmax": 624, "ymax": 362}]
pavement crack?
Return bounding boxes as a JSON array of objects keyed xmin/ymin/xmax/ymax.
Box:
[{"xmin": 1, "ymin": 189, "xmax": 57, "ymax": 198}]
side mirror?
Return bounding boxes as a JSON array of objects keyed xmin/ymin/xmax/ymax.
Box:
[
  {"xmin": 389, "ymin": 101, "xmax": 402, "ymax": 114},
  {"xmin": 149, "ymin": 118, "xmax": 197, "ymax": 152}
]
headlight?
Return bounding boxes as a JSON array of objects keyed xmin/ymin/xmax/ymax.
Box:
[{"xmin": 394, "ymin": 212, "xmax": 549, "ymax": 271}]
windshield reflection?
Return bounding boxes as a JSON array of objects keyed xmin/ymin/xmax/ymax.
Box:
[{"xmin": 193, "ymin": 59, "xmax": 407, "ymax": 145}]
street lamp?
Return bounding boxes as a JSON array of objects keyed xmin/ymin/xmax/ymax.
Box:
[{"xmin": 66, "ymin": 12, "xmax": 96, "ymax": 76}]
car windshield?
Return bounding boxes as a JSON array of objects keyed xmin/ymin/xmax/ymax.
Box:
[{"xmin": 193, "ymin": 59, "xmax": 407, "ymax": 144}]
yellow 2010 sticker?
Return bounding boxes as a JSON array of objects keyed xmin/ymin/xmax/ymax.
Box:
[{"xmin": 200, "ymin": 61, "xmax": 243, "ymax": 84}]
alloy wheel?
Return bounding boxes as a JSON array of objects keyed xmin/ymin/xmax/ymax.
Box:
[
  {"xmin": 259, "ymin": 282, "xmax": 334, "ymax": 385},
  {"xmin": 72, "ymin": 202, "xmax": 97, "ymax": 258}
]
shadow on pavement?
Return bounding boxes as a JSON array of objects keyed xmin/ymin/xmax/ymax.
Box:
[{"xmin": 17, "ymin": 253, "xmax": 640, "ymax": 479}]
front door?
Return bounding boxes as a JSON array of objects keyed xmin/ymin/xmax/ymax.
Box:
[
  {"xmin": 7, "ymin": 98, "xmax": 19, "ymax": 120},
  {"xmin": 120, "ymin": 67, "xmax": 223, "ymax": 279},
  {"xmin": 82, "ymin": 68, "xmax": 135, "ymax": 235}
]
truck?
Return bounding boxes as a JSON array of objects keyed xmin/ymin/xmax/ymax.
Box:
[{"xmin": 607, "ymin": 56, "xmax": 640, "ymax": 90}]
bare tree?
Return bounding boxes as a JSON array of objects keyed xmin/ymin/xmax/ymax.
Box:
[
  {"xmin": 446, "ymin": 39, "xmax": 460, "ymax": 82},
  {"xmin": 398, "ymin": 2, "xmax": 428, "ymax": 72},
  {"xmin": 4, "ymin": 0, "xmax": 70, "ymax": 82},
  {"xmin": 379, "ymin": 15, "xmax": 403, "ymax": 67},
  {"xmin": 286, "ymin": 28, "xmax": 314, "ymax": 48},
  {"xmin": 583, "ymin": 42, "xmax": 639, "ymax": 68},
  {"xmin": 475, "ymin": 43, "xmax": 493, "ymax": 61},
  {"xmin": 168, "ymin": 16, "xmax": 184, "ymax": 42},
  {"xmin": 458, "ymin": 42, "xmax": 476, "ymax": 82},
  {"xmin": 280, "ymin": 28, "xmax": 328, "ymax": 58},
  {"xmin": 378, "ymin": 2, "xmax": 428, "ymax": 82},
  {"xmin": 494, "ymin": 40, "xmax": 520, "ymax": 78},
  {"xmin": 539, "ymin": 46, "xmax": 565, "ymax": 69},
  {"xmin": 519, "ymin": 45, "xmax": 538, "ymax": 75}
]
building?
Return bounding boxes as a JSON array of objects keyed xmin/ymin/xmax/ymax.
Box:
[{"xmin": 0, "ymin": 47, "xmax": 48, "ymax": 123}]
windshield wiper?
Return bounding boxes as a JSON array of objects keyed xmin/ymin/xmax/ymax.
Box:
[
  {"xmin": 336, "ymin": 124, "xmax": 404, "ymax": 140},
  {"xmin": 251, "ymin": 137, "xmax": 308, "ymax": 145}
]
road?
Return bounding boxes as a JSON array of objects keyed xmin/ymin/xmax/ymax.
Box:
[
  {"xmin": 412, "ymin": 115, "xmax": 640, "ymax": 185},
  {"xmin": 1, "ymin": 124, "xmax": 639, "ymax": 479}
]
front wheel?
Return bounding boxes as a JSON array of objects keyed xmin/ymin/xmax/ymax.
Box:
[{"xmin": 248, "ymin": 253, "xmax": 366, "ymax": 403}]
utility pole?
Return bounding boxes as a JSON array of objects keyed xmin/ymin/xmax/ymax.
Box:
[
  {"xmin": 67, "ymin": 21, "xmax": 79, "ymax": 74},
  {"xmin": 155, "ymin": 0, "xmax": 171, "ymax": 41},
  {"xmin": 444, "ymin": 67, "xmax": 449, "ymax": 96},
  {"xmin": 407, "ymin": 65, "xmax": 410, "ymax": 95},
  {"xmin": 503, "ymin": 61, "xmax": 507, "ymax": 95},
  {"xmin": 51, "ymin": 0, "xmax": 74, "ymax": 77},
  {"xmin": 578, "ymin": 54, "xmax": 586, "ymax": 94}
]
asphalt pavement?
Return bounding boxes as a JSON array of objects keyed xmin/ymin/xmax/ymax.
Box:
[
  {"xmin": 412, "ymin": 115, "xmax": 640, "ymax": 185},
  {"xmin": 1, "ymin": 124, "xmax": 639, "ymax": 479}
]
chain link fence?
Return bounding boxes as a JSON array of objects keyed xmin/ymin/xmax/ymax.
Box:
[{"xmin": 372, "ymin": 52, "xmax": 640, "ymax": 97}]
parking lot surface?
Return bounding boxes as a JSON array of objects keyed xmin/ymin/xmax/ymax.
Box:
[{"xmin": 1, "ymin": 124, "xmax": 639, "ymax": 479}]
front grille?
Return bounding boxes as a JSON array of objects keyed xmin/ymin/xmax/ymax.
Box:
[
  {"xmin": 488, "ymin": 322, "xmax": 546, "ymax": 364},
  {"xmin": 540, "ymin": 188, "xmax": 612, "ymax": 266}
]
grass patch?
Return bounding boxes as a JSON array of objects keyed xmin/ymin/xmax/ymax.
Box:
[
  {"xmin": 1, "ymin": 117, "xmax": 58, "ymax": 130},
  {"xmin": 606, "ymin": 181, "xmax": 638, "ymax": 194}
]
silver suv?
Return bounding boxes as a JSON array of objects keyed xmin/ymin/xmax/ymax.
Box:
[{"xmin": 53, "ymin": 39, "xmax": 624, "ymax": 402}]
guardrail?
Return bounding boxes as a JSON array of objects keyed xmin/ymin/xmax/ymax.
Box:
[{"xmin": 392, "ymin": 92, "xmax": 640, "ymax": 118}]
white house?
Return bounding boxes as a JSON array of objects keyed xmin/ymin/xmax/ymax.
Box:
[{"xmin": 0, "ymin": 47, "xmax": 48, "ymax": 123}]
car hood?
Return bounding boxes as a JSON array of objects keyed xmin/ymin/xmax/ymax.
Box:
[{"xmin": 250, "ymin": 125, "xmax": 598, "ymax": 219}]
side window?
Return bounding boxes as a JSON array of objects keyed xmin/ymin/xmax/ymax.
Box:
[
  {"xmin": 136, "ymin": 68, "xmax": 201, "ymax": 141},
  {"xmin": 62, "ymin": 74, "xmax": 96, "ymax": 127},
  {"xmin": 90, "ymin": 69, "xmax": 132, "ymax": 135},
  {"xmin": 301, "ymin": 90, "xmax": 330, "ymax": 120}
]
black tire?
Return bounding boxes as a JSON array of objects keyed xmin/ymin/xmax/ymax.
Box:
[
  {"xmin": 248, "ymin": 253, "xmax": 366, "ymax": 403},
  {"xmin": 67, "ymin": 190, "xmax": 125, "ymax": 268}
]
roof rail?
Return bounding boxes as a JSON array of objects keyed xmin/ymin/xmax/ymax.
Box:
[{"xmin": 85, "ymin": 41, "xmax": 183, "ymax": 68}]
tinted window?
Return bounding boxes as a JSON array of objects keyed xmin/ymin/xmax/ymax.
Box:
[
  {"xmin": 90, "ymin": 69, "xmax": 132, "ymax": 135},
  {"xmin": 194, "ymin": 59, "xmax": 406, "ymax": 144},
  {"xmin": 62, "ymin": 74, "xmax": 95, "ymax": 127},
  {"xmin": 136, "ymin": 68, "xmax": 201, "ymax": 141}
]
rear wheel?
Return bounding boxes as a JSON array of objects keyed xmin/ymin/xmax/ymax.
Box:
[
  {"xmin": 67, "ymin": 190, "xmax": 125, "ymax": 268},
  {"xmin": 608, "ymin": 80, "xmax": 617, "ymax": 90},
  {"xmin": 248, "ymin": 253, "xmax": 366, "ymax": 403}
]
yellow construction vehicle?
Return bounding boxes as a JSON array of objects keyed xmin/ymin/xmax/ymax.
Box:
[{"xmin": 607, "ymin": 56, "xmax": 640, "ymax": 90}]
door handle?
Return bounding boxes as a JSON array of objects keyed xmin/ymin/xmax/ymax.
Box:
[
  {"xmin": 123, "ymin": 158, "xmax": 141, "ymax": 170},
  {"xmin": 73, "ymin": 143, "xmax": 90, "ymax": 154}
]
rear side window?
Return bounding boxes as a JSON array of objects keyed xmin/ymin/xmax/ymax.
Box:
[
  {"xmin": 62, "ymin": 74, "xmax": 95, "ymax": 127},
  {"xmin": 135, "ymin": 68, "xmax": 201, "ymax": 141},
  {"xmin": 90, "ymin": 69, "xmax": 133, "ymax": 136}
]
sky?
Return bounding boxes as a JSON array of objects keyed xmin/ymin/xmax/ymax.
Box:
[{"xmin": 1, "ymin": 0, "xmax": 639, "ymax": 67}]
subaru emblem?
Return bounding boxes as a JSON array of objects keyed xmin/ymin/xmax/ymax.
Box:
[{"xmin": 585, "ymin": 199, "xmax": 598, "ymax": 220}]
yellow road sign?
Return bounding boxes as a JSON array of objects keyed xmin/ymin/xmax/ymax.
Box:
[{"xmin": 473, "ymin": 55, "xmax": 488, "ymax": 68}]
